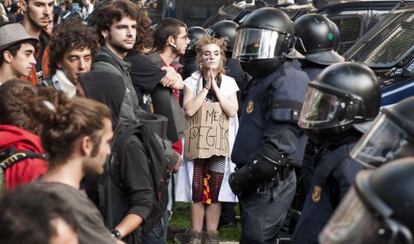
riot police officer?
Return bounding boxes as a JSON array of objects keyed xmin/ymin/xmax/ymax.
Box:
[
  {"xmin": 230, "ymin": 7, "xmax": 310, "ymax": 243},
  {"xmin": 351, "ymin": 96, "xmax": 414, "ymax": 168},
  {"xmin": 292, "ymin": 62, "xmax": 381, "ymax": 244},
  {"xmin": 293, "ymin": 13, "xmax": 345, "ymax": 203},
  {"xmin": 207, "ymin": 20, "xmax": 238, "ymax": 55},
  {"xmin": 320, "ymin": 157, "xmax": 414, "ymax": 244},
  {"xmin": 180, "ymin": 26, "xmax": 206, "ymax": 80},
  {"xmin": 207, "ymin": 19, "xmax": 250, "ymax": 92},
  {"xmin": 294, "ymin": 13, "xmax": 344, "ymax": 80}
]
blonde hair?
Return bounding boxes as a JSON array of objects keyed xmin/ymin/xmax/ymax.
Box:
[{"xmin": 195, "ymin": 36, "xmax": 227, "ymax": 78}]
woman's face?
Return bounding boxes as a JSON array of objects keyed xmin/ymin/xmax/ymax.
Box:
[{"xmin": 201, "ymin": 43, "xmax": 221, "ymax": 70}]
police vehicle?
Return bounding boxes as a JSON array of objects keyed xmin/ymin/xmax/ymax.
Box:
[
  {"xmin": 316, "ymin": 0, "xmax": 412, "ymax": 54},
  {"xmin": 200, "ymin": 0, "xmax": 411, "ymax": 55},
  {"xmin": 344, "ymin": 2, "xmax": 414, "ymax": 106},
  {"xmin": 201, "ymin": 0, "xmax": 314, "ymax": 27}
]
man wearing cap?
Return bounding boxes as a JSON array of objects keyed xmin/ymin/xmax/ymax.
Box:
[
  {"xmin": 0, "ymin": 23, "xmax": 38, "ymax": 85},
  {"xmin": 21, "ymin": 0, "xmax": 54, "ymax": 84}
]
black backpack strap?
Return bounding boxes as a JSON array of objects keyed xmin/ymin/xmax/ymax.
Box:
[
  {"xmin": 0, "ymin": 146, "xmax": 47, "ymax": 169},
  {"xmin": 116, "ymin": 122, "xmax": 166, "ymax": 199},
  {"xmin": 94, "ymin": 52, "xmax": 124, "ymax": 76},
  {"xmin": 0, "ymin": 146, "xmax": 47, "ymax": 195},
  {"xmin": 97, "ymin": 120, "xmax": 132, "ymax": 227}
]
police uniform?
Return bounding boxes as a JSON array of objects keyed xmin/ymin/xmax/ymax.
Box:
[
  {"xmin": 300, "ymin": 63, "xmax": 325, "ymax": 194},
  {"xmin": 302, "ymin": 64, "xmax": 325, "ymax": 81},
  {"xmin": 232, "ymin": 60, "xmax": 309, "ymax": 243},
  {"xmin": 292, "ymin": 131, "xmax": 364, "ymax": 244}
]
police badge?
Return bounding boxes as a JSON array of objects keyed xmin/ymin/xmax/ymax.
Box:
[
  {"xmin": 312, "ymin": 185, "xmax": 321, "ymax": 203},
  {"xmin": 246, "ymin": 101, "xmax": 254, "ymax": 114}
]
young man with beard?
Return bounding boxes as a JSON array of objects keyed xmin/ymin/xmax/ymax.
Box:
[
  {"xmin": 148, "ymin": 18, "xmax": 188, "ymax": 152},
  {"xmin": 93, "ymin": 5, "xmax": 181, "ymax": 243},
  {"xmin": 21, "ymin": 0, "xmax": 54, "ymax": 84},
  {"xmin": 126, "ymin": 17, "xmax": 188, "ymax": 102},
  {"xmin": 93, "ymin": 0, "xmax": 140, "ymax": 121},
  {"xmin": 0, "ymin": 23, "xmax": 38, "ymax": 84},
  {"xmin": 29, "ymin": 88, "xmax": 122, "ymax": 244},
  {"xmin": 139, "ymin": 17, "xmax": 189, "ymax": 244},
  {"xmin": 126, "ymin": 8, "xmax": 183, "ymax": 111},
  {"xmin": 46, "ymin": 18, "xmax": 99, "ymax": 97}
]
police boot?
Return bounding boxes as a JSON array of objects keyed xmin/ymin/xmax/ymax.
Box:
[
  {"xmin": 188, "ymin": 230, "xmax": 203, "ymax": 244},
  {"xmin": 203, "ymin": 230, "xmax": 219, "ymax": 244}
]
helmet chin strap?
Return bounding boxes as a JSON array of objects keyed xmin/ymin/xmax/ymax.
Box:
[{"xmin": 240, "ymin": 58, "xmax": 283, "ymax": 77}]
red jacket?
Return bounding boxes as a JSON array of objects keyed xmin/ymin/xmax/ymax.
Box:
[{"xmin": 0, "ymin": 125, "xmax": 48, "ymax": 190}]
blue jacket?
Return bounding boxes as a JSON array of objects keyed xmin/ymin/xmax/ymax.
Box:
[
  {"xmin": 231, "ymin": 60, "xmax": 309, "ymax": 167},
  {"xmin": 293, "ymin": 132, "xmax": 364, "ymax": 244}
]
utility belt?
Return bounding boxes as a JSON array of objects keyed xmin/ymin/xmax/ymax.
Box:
[
  {"xmin": 229, "ymin": 144, "xmax": 296, "ymax": 197},
  {"xmin": 234, "ymin": 160, "xmax": 294, "ymax": 182},
  {"xmin": 234, "ymin": 164, "xmax": 294, "ymax": 198},
  {"xmin": 258, "ymin": 169, "xmax": 295, "ymax": 197}
]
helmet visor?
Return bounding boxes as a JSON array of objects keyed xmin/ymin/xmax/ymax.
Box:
[
  {"xmin": 232, "ymin": 28, "xmax": 287, "ymax": 60},
  {"xmin": 319, "ymin": 186, "xmax": 385, "ymax": 244},
  {"xmin": 298, "ymin": 86, "xmax": 351, "ymax": 129},
  {"xmin": 350, "ymin": 113, "xmax": 414, "ymax": 168}
]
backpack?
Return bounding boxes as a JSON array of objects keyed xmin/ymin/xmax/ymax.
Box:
[
  {"xmin": 0, "ymin": 146, "xmax": 47, "ymax": 195},
  {"xmin": 98, "ymin": 119, "xmax": 170, "ymax": 234}
]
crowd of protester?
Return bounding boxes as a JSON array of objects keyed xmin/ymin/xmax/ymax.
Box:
[
  {"xmin": 1, "ymin": 0, "xmax": 413, "ymax": 244},
  {"xmin": 0, "ymin": 0, "xmax": 236, "ymax": 243}
]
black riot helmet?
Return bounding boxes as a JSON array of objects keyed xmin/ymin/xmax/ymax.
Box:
[
  {"xmin": 350, "ymin": 97, "xmax": 414, "ymax": 169},
  {"xmin": 294, "ymin": 13, "xmax": 344, "ymax": 65},
  {"xmin": 298, "ymin": 62, "xmax": 381, "ymax": 142},
  {"xmin": 207, "ymin": 20, "xmax": 239, "ymax": 54},
  {"xmin": 187, "ymin": 26, "xmax": 207, "ymax": 51},
  {"xmin": 320, "ymin": 157, "xmax": 414, "ymax": 244},
  {"xmin": 232, "ymin": 7, "xmax": 295, "ymax": 77}
]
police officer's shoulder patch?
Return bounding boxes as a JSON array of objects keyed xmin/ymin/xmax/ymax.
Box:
[
  {"xmin": 312, "ymin": 185, "xmax": 322, "ymax": 203},
  {"xmin": 246, "ymin": 101, "xmax": 254, "ymax": 114}
]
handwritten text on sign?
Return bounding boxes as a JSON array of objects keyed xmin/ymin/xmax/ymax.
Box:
[{"xmin": 184, "ymin": 102, "xmax": 229, "ymax": 159}]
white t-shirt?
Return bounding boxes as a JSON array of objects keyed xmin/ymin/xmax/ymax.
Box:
[{"xmin": 183, "ymin": 71, "xmax": 239, "ymax": 100}]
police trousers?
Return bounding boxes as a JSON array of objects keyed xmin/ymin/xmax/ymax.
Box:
[{"xmin": 239, "ymin": 170, "xmax": 296, "ymax": 244}]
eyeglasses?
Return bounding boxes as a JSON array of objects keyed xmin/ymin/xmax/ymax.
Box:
[{"xmin": 175, "ymin": 35, "xmax": 189, "ymax": 40}]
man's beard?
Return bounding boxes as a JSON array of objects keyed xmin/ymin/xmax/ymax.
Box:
[
  {"xmin": 27, "ymin": 8, "xmax": 48, "ymax": 31},
  {"xmin": 108, "ymin": 33, "xmax": 133, "ymax": 55}
]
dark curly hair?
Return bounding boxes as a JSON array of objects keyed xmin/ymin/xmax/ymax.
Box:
[
  {"xmin": 94, "ymin": 0, "xmax": 139, "ymax": 45},
  {"xmin": 48, "ymin": 18, "xmax": 99, "ymax": 75},
  {"xmin": 0, "ymin": 79, "xmax": 41, "ymax": 134},
  {"xmin": 134, "ymin": 8, "xmax": 153, "ymax": 54}
]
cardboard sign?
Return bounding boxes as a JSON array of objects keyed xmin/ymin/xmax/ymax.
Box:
[{"xmin": 184, "ymin": 102, "xmax": 229, "ymax": 160}]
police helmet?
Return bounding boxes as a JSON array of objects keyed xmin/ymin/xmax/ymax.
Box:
[
  {"xmin": 320, "ymin": 157, "xmax": 414, "ymax": 244},
  {"xmin": 233, "ymin": 7, "xmax": 295, "ymax": 77},
  {"xmin": 294, "ymin": 13, "xmax": 344, "ymax": 65},
  {"xmin": 298, "ymin": 62, "xmax": 381, "ymax": 141},
  {"xmin": 350, "ymin": 97, "xmax": 414, "ymax": 168},
  {"xmin": 207, "ymin": 20, "xmax": 239, "ymax": 54},
  {"xmin": 187, "ymin": 26, "xmax": 207, "ymax": 51}
]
